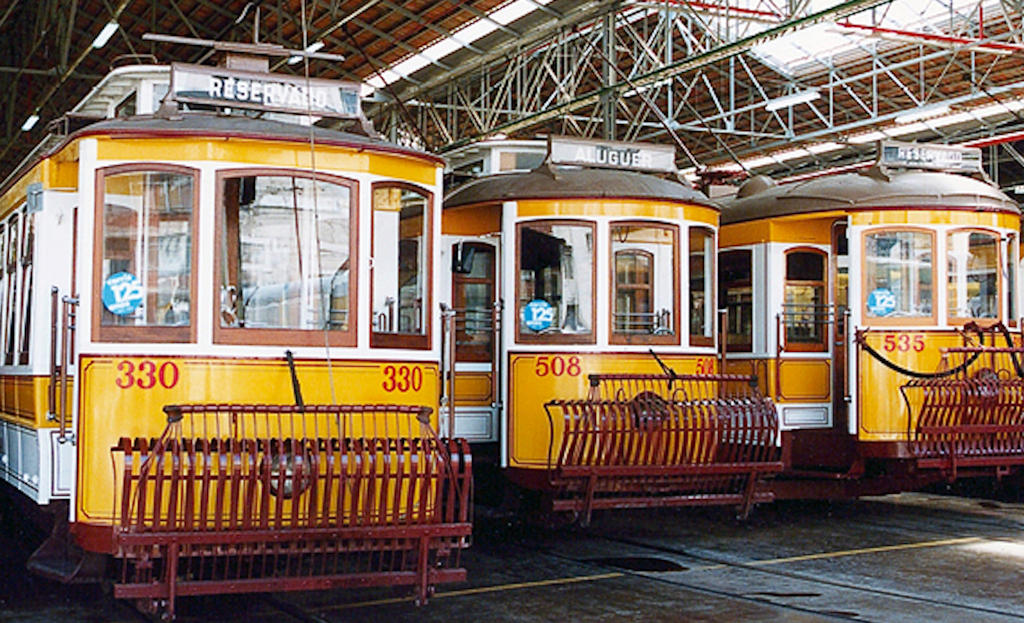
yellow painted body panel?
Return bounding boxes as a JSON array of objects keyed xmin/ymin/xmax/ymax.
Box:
[
  {"xmin": 855, "ymin": 331, "xmax": 966, "ymax": 441},
  {"xmin": 722, "ymin": 209, "xmax": 1015, "ymax": 247},
  {"xmin": 454, "ymin": 371, "xmax": 494, "ymax": 405},
  {"xmin": 443, "ymin": 204, "xmax": 502, "ymax": 235},
  {"xmin": 96, "ymin": 137, "xmax": 439, "ymax": 186},
  {"xmin": 76, "ymin": 356, "xmax": 439, "ymax": 523},
  {"xmin": 720, "ymin": 213, "xmax": 844, "ymax": 246},
  {"xmin": 516, "ymin": 199, "xmax": 718, "ymax": 226},
  {"xmin": 778, "ymin": 359, "xmax": 831, "ymax": 401},
  {"xmin": 507, "ymin": 352, "xmax": 717, "ymax": 469},
  {"xmin": 0, "ymin": 376, "xmax": 70, "ymax": 428},
  {"xmin": 850, "ymin": 210, "xmax": 1016, "ymax": 229}
]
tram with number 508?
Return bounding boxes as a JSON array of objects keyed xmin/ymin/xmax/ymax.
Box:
[
  {"xmin": 0, "ymin": 43, "xmax": 471, "ymax": 619},
  {"xmin": 441, "ymin": 137, "xmax": 782, "ymax": 525},
  {"xmin": 719, "ymin": 142, "xmax": 1024, "ymax": 498}
]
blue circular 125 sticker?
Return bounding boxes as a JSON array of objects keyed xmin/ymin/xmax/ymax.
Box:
[
  {"xmin": 866, "ymin": 287, "xmax": 896, "ymax": 317},
  {"xmin": 102, "ymin": 272, "xmax": 144, "ymax": 316},
  {"xmin": 521, "ymin": 299, "xmax": 555, "ymax": 332}
]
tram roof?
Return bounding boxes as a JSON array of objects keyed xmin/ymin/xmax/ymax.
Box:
[
  {"xmin": 721, "ymin": 168, "xmax": 1020, "ymax": 224},
  {"xmin": 69, "ymin": 112, "xmax": 443, "ymax": 165},
  {"xmin": 444, "ymin": 166, "xmax": 715, "ymax": 209}
]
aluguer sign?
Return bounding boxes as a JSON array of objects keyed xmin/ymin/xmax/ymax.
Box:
[
  {"xmin": 170, "ymin": 63, "xmax": 362, "ymax": 118},
  {"xmin": 547, "ymin": 136, "xmax": 677, "ymax": 173}
]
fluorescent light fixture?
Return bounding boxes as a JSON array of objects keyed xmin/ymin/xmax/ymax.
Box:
[
  {"xmin": 895, "ymin": 103, "xmax": 950, "ymax": 124},
  {"xmin": 764, "ymin": 89, "xmax": 820, "ymax": 111},
  {"xmin": 92, "ymin": 22, "xmax": 118, "ymax": 49},
  {"xmin": 21, "ymin": 114, "xmax": 39, "ymax": 132}
]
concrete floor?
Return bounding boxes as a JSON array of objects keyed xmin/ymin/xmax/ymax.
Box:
[{"xmin": 1, "ymin": 493, "xmax": 1023, "ymax": 622}]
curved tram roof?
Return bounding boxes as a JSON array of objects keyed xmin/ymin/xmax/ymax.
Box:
[
  {"xmin": 722, "ymin": 169, "xmax": 1019, "ymax": 225},
  {"xmin": 444, "ymin": 165, "xmax": 716, "ymax": 209}
]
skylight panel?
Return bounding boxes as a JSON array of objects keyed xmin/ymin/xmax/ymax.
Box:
[{"xmin": 365, "ymin": 0, "xmax": 553, "ymax": 93}]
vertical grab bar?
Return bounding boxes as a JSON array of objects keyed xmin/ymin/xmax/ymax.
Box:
[
  {"xmin": 58, "ymin": 294, "xmax": 78, "ymax": 443},
  {"xmin": 47, "ymin": 287, "xmax": 59, "ymax": 422},
  {"xmin": 439, "ymin": 303, "xmax": 457, "ymax": 439},
  {"xmin": 490, "ymin": 300, "xmax": 502, "ymax": 411}
]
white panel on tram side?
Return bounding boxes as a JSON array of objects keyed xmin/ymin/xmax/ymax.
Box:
[
  {"xmin": 846, "ymin": 226, "xmax": 863, "ymax": 436},
  {"xmin": 781, "ymin": 404, "xmax": 832, "ymax": 428},
  {"xmin": 0, "ymin": 420, "xmax": 42, "ymax": 502}
]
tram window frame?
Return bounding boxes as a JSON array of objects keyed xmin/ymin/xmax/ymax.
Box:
[
  {"xmin": 451, "ymin": 241, "xmax": 495, "ymax": 362},
  {"xmin": 370, "ymin": 182, "xmax": 433, "ymax": 351},
  {"xmin": 946, "ymin": 228, "xmax": 1001, "ymax": 326},
  {"xmin": 862, "ymin": 227, "xmax": 937, "ymax": 327},
  {"xmin": 609, "ymin": 221, "xmax": 679, "ymax": 345},
  {"xmin": 515, "ymin": 219, "xmax": 597, "ymax": 345},
  {"xmin": 782, "ymin": 247, "xmax": 828, "ymax": 353},
  {"xmin": 718, "ymin": 249, "xmax": 753, "ymax": 353},
  {"xmin": 688, "ymin": 226, "xmax": 715, "ymax": 347},
  {"xmin": 1009, "ymin": 233, "xmax": 1018, "ymax": 328},
  {"xmin": 214, "ymin": 168, "xmax": 359, "ymax": 348},
  {"xmin": 93, "ymin": 163, "xmax": 199, "ymax": 343}
]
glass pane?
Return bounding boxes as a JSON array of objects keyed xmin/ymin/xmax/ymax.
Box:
[
  {"xmin": 1008, "ymin": 236, "xmax": 1018, "ymax": 323},
  {"xmin": 689, "ymin": 228, "xmax": 714, "ymax": 339},
  {"xmin": 611, "ymin": 224, "xmax": 675, "ymax": 336},
  {"xmin": 719, "ymin": 250, "xmax": 752, "ymax": 349},
  {"xmin": 101, "ymin": 171, "xmax": 193, "ymax": 327},
  {"xmin": 372, "ymin": 187, "xmax": 429, "ymax": 336},
  {"xmin": 864, "ymin": 231, "xmax": 932, "ymax": 319},
  {"xmin": 220, "ymin": 174, "xmax": 351, "ymax": 330},
  {"xmin": 518, "ymin": 222, "xmax": 593, "ymax": 337},
  {"xmin": 453, "ymin": 243, "xmax": 495, "ymax": 360},
  {"xmin": 947, "ymin": 231, "xmax": 998, "ymax": 319}
]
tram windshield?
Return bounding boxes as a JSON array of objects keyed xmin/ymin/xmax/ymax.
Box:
[
  {"xmin": 218, "ymin": 172, "xmax": 353, "ymax": 333},
  {"xmin": 99, "ymin": 168, "xmax": 194, "ymax": 336},
  {"xmin": 517, "ymin": 221, "xmax": 594, "ymax": 341},
  {"xmin": 864, "ymin": 229, "xmax": 933, "ymax": 322}
]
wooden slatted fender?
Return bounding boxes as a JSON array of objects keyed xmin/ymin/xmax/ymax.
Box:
[
  {"xmin": 110, "ymin": 404, "xmax": 472, "ymax": 621},
  {"xmin": 901, "ymin": 351, "xmax": 1024, "ymax": 479},
  {"xmin": 544, "ymin": 374, "xmax": 782, "ymax": 525}
]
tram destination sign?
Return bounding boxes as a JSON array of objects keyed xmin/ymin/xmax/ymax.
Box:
[
  {"xmin": 548, "ymin": 136, "xmax": 677, "ymax": 173},
  {"xmin": 879, "ymin": 141, "xmax": 983, "ymax": 174},
  {"xmin": 170, "ymin": 63, "xmax": 362, "ymax": 118}
]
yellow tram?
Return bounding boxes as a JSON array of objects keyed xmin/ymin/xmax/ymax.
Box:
[
  {"xmin": 442, "ymin": 137, "xmax": 781, "ymax": 523},
  {"xmin": 720, "ymin": 141, "xmax": 1024, "ymax": 496},
  {"xmin": 0, "ymin": 47, "xmax": 471, "ymax": 618}
]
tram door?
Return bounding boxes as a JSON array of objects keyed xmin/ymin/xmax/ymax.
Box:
[
  {"xmin": 831, "ymin": 221, "xmax": 849, "ymax": 432},
  {"xmin": 449, "ymin": 241, "xmax": 500, "ymax": 444}
]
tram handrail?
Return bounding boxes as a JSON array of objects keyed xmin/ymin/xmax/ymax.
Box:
[{"xmin": 46, "ymin": 287, "xmax": 77, "ymax": 444}]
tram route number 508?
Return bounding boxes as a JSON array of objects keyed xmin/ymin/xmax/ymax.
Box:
[{"xmin": 534, "ymin": 355, "xmax": 581, "ymax": 377}]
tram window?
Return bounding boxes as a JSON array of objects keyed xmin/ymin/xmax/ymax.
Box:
[
  {"xmin": 4, "ymin": 215, "xmax": 18, "ymax": 364},
  {"xmin": 689, "ymin": 227, "xmax": 714, "ymax": 346},
  {"xmin": 1008, "ymin": 234, "xmax": 1018, "ymax": 326},
  {"xmin": 96, "ymin": 166, "xmax": 196, "ymax": 342},
  {"xmin": 611, "ymin": 223, "xmax": 677, "ymax": 343},
  {"xmin": 516, "ymin": 220, "xmax": 595, "ymax": 343},
  {"xmin": 452, "ymin": 242, "xmax": 495, "ymax": 361},
  {"xmin": 947, "ymin": 230, "xmax": 998, "ymax": 322},
  {"xmin": 17, "ymin": 213, "xmax": 33, "ymax": 365},
  {"xmin": 217, "ymin": 171, "xmax": 356, "ymax": 347},
  {"xmin": 784, "ymin": 250, "xmax": 827, "ymax": 351},
  {"xmin": 863, "ymin": 230, "xmax": 934, "ymax": 324},
  {"xmin": 718, "ymin": 249, "xmax": 752, "ymax": 352},
  {"xmin": 371, "ymin": 184, "xmax": 432, "ymax": 349}
]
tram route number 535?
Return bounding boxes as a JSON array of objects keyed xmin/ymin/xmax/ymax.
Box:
[{"xmin": 881, "ymin": 333, "xmax": 925, "ymax": 352}]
